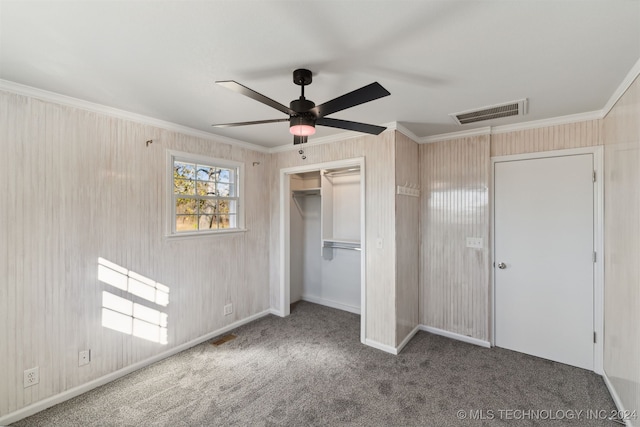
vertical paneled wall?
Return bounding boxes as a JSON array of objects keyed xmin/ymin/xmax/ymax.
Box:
[
  {"xmin": 602, "ymin": 76, "xmax": 640, "ymax": 421},
  {"xmin": 419, "ymin": 120, "xmax": 602, "ymax": 343},
  {"xmin": 491, "ymin": 119, "xmax": 600, "ymax": 156},
  {"xmin": 419, "ymin": 136, "xmax": 491, "ymax": 341},
  {"xmin": 0, "ymin": 91, "xmax": 271, "ymax": 417},
  {"xmin": 270, "ymin": 132, "xmax": 397, "ymax": 347},
  {"xmin": 394, "ymin": 132, "xmax": 420, "ymax": 346}
]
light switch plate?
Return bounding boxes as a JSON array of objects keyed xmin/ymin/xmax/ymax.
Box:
[{"xmin": 466, "ymin": 237, "xmax": 483, "ymax": 249}]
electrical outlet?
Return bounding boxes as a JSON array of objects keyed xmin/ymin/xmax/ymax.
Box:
[
  {"xmin": 224, "ymin": 303, "xmax": 233, "ymax": 316},
  {"xmin": 24, "ymin": 367, "xmax": 39, "ymax": 388},
  {"xmin": 79, "ymin": 350, "xmax": 91, "ymax": 366}
]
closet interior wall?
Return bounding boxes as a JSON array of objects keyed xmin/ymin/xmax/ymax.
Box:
[{"xmin": 290, "ymin": 170, "xmax": 361, "ymax": 314}]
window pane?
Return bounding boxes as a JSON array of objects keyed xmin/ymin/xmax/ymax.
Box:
[
  {"xmin": 218, "ymin": 168, "xmax": 234, "ymax": 183},
  {"xmin": 174, "ymin": 162, "xmax": 195, "ymax": 179},
  {"xmin": 218, "ymin": 215, "xmax": 235, "ymax": 229},
  {"xmin": 196, "ymin": 181, "xmax": 217, "ymax": 196},
  {"xmin": 176, "ymin": 198, "xmax": 196, "ymax": 215},
  {"xmin": 171, "ymin": 156, "xmax": 241, "ymax": 235},
  {"xmin": 216, "ymin": 183, "xmax": 230, "ymax": 197},
  {"xmin": 226, "ymin": 200, "xmax": 237, "ymax": 214},
  {"xmin": 176, "ymin": 215, "xmax": 197, "ymax": 231},
  {"xmin": 198, "ymin": 199, "xmax": 217, "ymax": 215},
  {"xmin": 198, "ymin": 214, "xmax": 217, "ymax": 230},
  {"xmin": 196, "ymin": 165, "xmax": 215, "ymax": 181},
  {"xmin": 174, "ymin": 178, "xmax": 194, "ymax": 195},
  {"xmin": 218, "ymin": 199, "xmax": 229, "ymax": 214},
  {"xmin": 218, "ymin": 199, "xmax": 237, "ymax": 215}
]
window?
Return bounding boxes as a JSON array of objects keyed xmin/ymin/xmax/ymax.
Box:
[{"xmin": 168, "ymin": 150, "xmax": 244, "ymax": 236}]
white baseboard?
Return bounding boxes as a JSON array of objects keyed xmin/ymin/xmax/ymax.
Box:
[
  {"xmin": 365, "ymin": 324, "xmax": 489, "ymax": 356},
  {"xmin": 0, "ymin": 309, "xmax": 273, "ymax": 426},
  {"xmin": 602, "ymin": 371, "xmax": 635, "ymax": 427},
  {"xmin": 269, "ymin": 308, "xmax": 285, "ymax": 317},
  {"xmin": 364, "ymin": 338, "xmax": 398, "ymax": 355},
  {"xmin": 419, "ymin": 325, "xmax": 491, "ymax": 348},
  {"xmin": 396, "ymin": 325, "xmax": 421, "ymax": 354},
  {"xmin": 301, "ymin": 295, "xmax": 361, "ymax": 315},
  {"xmin": 364, "ymin": 325, "xmax": 420, "ymax": 355}
]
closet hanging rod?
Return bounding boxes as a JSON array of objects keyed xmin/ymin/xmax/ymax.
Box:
[
  {"xmin": 323, "ymin": 244, "xmax": 361, "ymax": 251},
  {"xmin": 323, "ymin": 168, "xmax": 360, "ymax": 177}
]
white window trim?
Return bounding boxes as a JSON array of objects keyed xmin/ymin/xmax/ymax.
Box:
[{"xmin": 165, "ymin": 149, "xmax": 246, "ymax": 238}]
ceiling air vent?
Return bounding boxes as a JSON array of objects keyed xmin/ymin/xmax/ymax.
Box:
[{"xmin": 450, "ymin": 99, "xmax": 528, "ymax": 125}]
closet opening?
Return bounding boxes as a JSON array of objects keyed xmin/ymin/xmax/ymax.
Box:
[{"xmin": 279, "ymin": 158, "xmax": 366, "ymax": 343}]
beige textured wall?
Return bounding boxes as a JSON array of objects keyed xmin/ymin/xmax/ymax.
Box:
[
  {"xmin": 1, "ymin": 75, "xmax": 633, "ymax": 420},
  {"xmin": 269, "ymin": 132, "xmax": 397, "ymax": 347},
  {"xmin": 394, "ymin": 132, "xmax": 420, "ymax": 346},
  {"xmin": 0, "ymin": 91, "xmax": 271, "ymax": 417},
  {"xmin": 419, "ymin": 135, "xmax": 491, "ymax": 341},
  {"xmin": 491, "ymin": 119, "xmax": 601, "ymax": 157},
  {"xmin": 602, "ymin": 76, "xmax": 640, "ymax": 418},
  {"xmin": 419, "ymin": 119, "xmax": 602, "ymax": 343}
]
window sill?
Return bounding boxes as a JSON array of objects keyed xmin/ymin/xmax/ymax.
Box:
[{"xmin": 164, "ymin": 228, "xmax": 248, "ymax": 241}]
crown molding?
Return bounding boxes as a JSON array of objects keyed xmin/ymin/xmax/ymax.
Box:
[
  {"xmin": 420, "ymin": 127, "xmax": 492, "ymax": 144},
  {"xmin": 602, "ymin": 56, "xmax": 640, "ymax": 117},
  {"xmin": 0, "ymin": 79, "xmax": 270, "ymax": 153},
  {"xmin": 6, "ymin": 53, "xmax": 638, "ymax": 154},
  {"xmin": 268, "ymin": 121, "xmax": 399, "ymax": 153},
  {"xmin": 393, "ymin": 122, "xmax": 421, "ymax": 142},
  {"xmin": 490, "ymin": 110, "xmax": 602, "ymax": 135},
  {"xmin": 415, "ymin": 109, "xmax": 603, "ymax": 144}
]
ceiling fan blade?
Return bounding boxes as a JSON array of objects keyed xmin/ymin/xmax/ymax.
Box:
[
  {"xmin": 212, "ymin": 118, "xmax": 289, "ymax": 128},
  {"xmin": 293, "ymin": 135, "xmax": 308, "ymax": 145},
  {"xmin": 216, "ymin": 80, "xmax": 296, "ymax": 116},
  {"xmin": 311, "ymin": 82, "xmax": 390, "ymax": 118},
  {"xmin": 316, "ymin": 117, "xmax": 387, "ymax": 135}
]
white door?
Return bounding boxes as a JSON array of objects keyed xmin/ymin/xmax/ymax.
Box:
[{"xmin": 494, "ymin": 154, "xmax": 594, "ymax": 370}]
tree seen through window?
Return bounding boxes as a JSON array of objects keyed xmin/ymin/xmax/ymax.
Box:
[{"xmin": 173, "ymin": 160, "xmax": 238, "ymax": 232}]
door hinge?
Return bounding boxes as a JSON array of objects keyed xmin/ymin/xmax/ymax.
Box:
[
  {"xmin": 593, "ymin": 251, "xmax": 597, "ymax": 263},
  {"xmin": 593, "ymin": 171, "xmax": 596, "ymax": 183},
  {"xmin": 593, "ymin": 331, "xmax": 597, "ymax": 343}
]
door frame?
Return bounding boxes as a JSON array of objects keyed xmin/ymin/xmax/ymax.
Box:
[
  {"xmin": 279, "ymin": 157, "xmax": 366, "ymax": 343},
  {"xmin": 491, "ymin": 146, "xmax": 603, "ymax": 374}
]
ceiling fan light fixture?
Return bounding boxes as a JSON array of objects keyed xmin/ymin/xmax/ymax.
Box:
[
  {"xmin": 289, "ymin": 117, "xmax": 316, "ymax": 136},
  {"xmin": 213, "ymin": 69, "xmax": 390, "ymax": 145},
  {"xmin": 290, "ymin": 125, "xmax": 316, "ymax": 136}
]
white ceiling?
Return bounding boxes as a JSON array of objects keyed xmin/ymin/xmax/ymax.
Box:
[{"xmin": 1, "ymin": 1, "xmax": 639, "ymax": 149}]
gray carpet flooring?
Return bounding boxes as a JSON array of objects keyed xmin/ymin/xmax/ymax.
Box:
[{"xmin": 13, "ymin": 301, "xmax": 616, "ymax": 426}]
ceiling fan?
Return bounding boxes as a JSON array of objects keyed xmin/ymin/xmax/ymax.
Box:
[{"xmin": 212, "ymin": 69, "xmax": 390, "ymax": 145}]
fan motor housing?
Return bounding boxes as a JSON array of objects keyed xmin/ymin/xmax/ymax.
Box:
[{"xmin": 290, "ymin": 98, "xmax": 315, "ymax": 113}]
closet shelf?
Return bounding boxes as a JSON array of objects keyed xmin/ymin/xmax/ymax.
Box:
[
  {"xmin": 323, "ymin": 168, "xmax": 361, "ymax": 177},
  {"xmin": 292, "ymin": 188, "xmax": 321, "ymax": 197}
]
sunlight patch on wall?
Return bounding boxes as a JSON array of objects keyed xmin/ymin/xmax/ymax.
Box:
[
  {"xmin": 98, "ymin": 258, "xmax": 169, "ymax": 345},
  {"xmin": 98, "ymin": 257, "xmax": 169, "ymax": 306}
]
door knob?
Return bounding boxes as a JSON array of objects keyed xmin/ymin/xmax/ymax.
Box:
[{"xmin": 497, "ymin": 262, "xmax": 507, "ymax": 269}]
